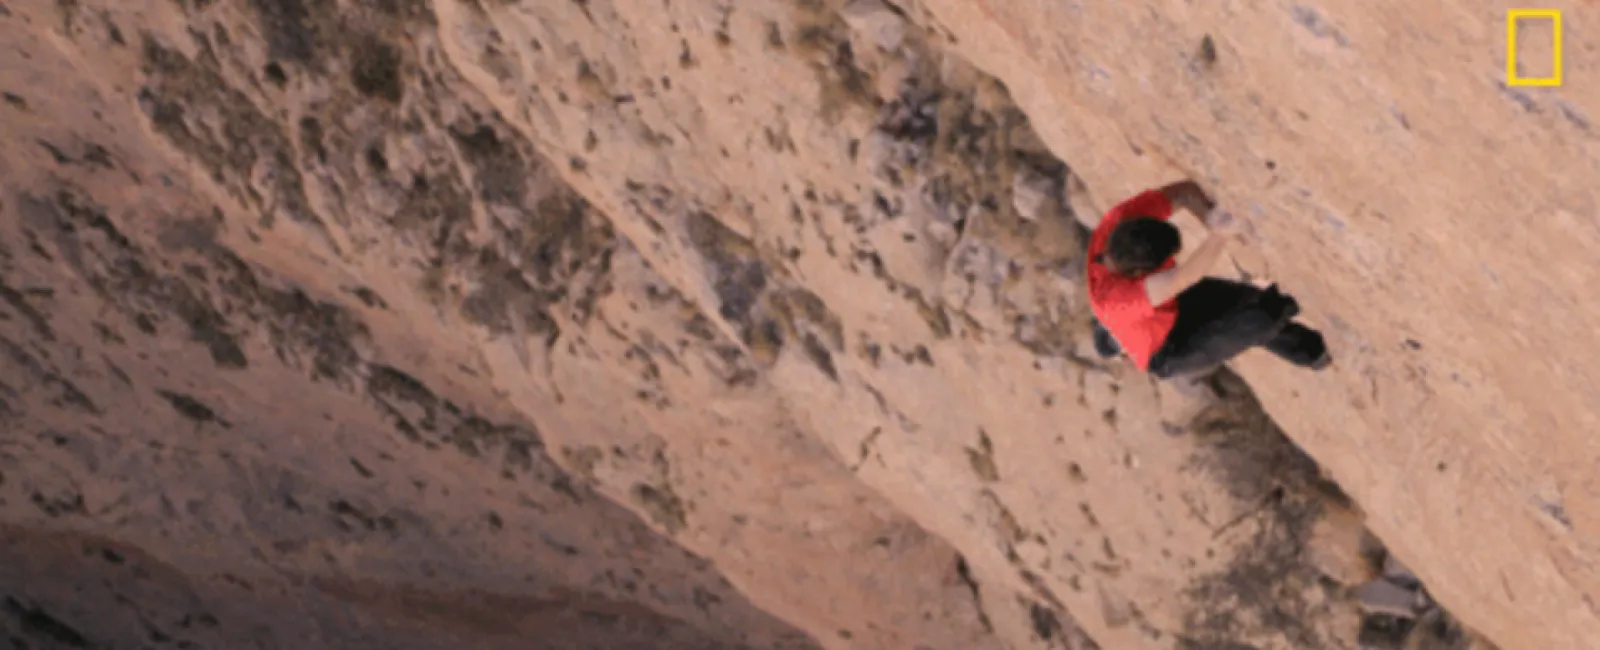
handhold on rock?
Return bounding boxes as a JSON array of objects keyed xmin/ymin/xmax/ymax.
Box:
[
  {"xmin": 1014, "ymin": 538, "xmax": 1050, "ymax": 567},
  {"xmin": 1012, "ymin": 165, "xmax": 1058, "ymax": 222},
  {"xmin": 859, "ymin": 129, "xmax": 899, "ymax": 173},
  {"xmin": 840, "ymin": 0, "xmax": 906, "ymax": 52},
  {"xmin": 1356, "ymin": 578, "xmax": 1419, "ymax": 619},
  {"xmin": 1303, "ymin": 502, "xmax": 1373, "ymax": 586},
  {"xmin": 1413, "ymin": 586, "xmax": 1434, "ymax": 612}
]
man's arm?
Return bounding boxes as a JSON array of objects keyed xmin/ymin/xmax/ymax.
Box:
[
  {"xmin": 1143, "ymin": 231, "xmax": 1230, "ymax": 306},
  {"xmin": 1157, "ymin": 180, "xmax": 1216, "ymax": 219}
]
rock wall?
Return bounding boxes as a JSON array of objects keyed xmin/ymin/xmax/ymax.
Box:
[
  {"xmin": 0, "ymin": 0, "xmax": 1565, "ymax": 649},
  {"xmin": 905, "ymin": 1, "xmax": 1599, "ymax": 649}
]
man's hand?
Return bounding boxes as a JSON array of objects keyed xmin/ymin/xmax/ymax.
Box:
[
  {"xmin": 1157, "ymin": 180, "xmax": 1217, "ymax": 218},
  {"xmin": 1204, "ymin": 206, "xmax": 1241, "ymax": 235}
]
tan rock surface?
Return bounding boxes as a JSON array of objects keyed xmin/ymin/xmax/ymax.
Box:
[
  {"xmin": 0, "ymin": 0, "xmax": 1550, "ymax": 649},
  {"xmin": 908, "ymin": 1, "xmax": 1599, "ymax": 649}
]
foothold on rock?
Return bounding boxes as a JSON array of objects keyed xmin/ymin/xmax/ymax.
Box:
[
  {"xmin": 1011, "ymin": 165, "xmax": 1057, "ymax": 222},
  {"xmin": 1355, "ymin": 578, "xmax": 1418, "ymax": 619},
  {"xmin": 1382, "ymin": 553, "xmax": 1420, "ymax": 590},
  {"xmin": 925, "ymin": 221, "xmax": 958, "ymax": 249},
  {"xmin": 1081, "ymin": 368, "xmax": 1118, "ymax": 412},
  {"xmin": 839, "ymin": 0, "xmax": 907, "ymax": 52},
  {"xmin": 1357, "ymin": 613, "xmax": 1412, "ymax": 650},
  {"xmin": 859, "ymin": 128, "xmax": 898, "ymax": 174},
  {"xmin": 1014, "ymin": 538, "xmax": 1050, "ymax": 567},
  {"xmin": 1302, "ymin": 502, "xmax": 1372, "ymax": 586}
]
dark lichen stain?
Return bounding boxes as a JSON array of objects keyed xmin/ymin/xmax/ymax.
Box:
[
  {"xmin": 27, "ymin": 188, "xmax": 261, "ymax": 367},
  {"xmin": 1029, "ymin": 600, "xmax": 1064, "ymax": 641},
  {"xmin": 631, "ymin": 482, "xmax": 688, "ymax": 534},
  {"xmin": 350, "ymin": 36, "xmax": 404, "ymax": 103},
  {"xmin": 140, "ymin": 38, "xmax": 323, "ymax": 232},
  {"xmin": 347, "ymin": 286, "xmax": 388, "ymax": 309},
  {"xmin": 0, "ymin": 278, "xmax": 55, "ymax": 342},
  {"xmin": 248, "ymin": 0, "xmax": 319, "ymax": 64},
  {"xmin": 966, "ymin": 429, "xmax": 1000, "ymax": 482},
  {"xmin": 451, "ymin": 122, "xmax": 531, "ymax": 208},
  {"xmin": 800, "ymin": 332, "xmax": 837, "ymax": 381},
  {"xmin": 1177, "ymin": 370, "xmax": 1353, "ymax": 649},
  {"xmin": 263, "ymin": 61, "xmax": 288, "ymax": 86},
  {"xmin": 365, "ymin": 366, "xmax": 577, "ymax": 492},
  {"xmin": 1197, "ymin": 35, "xmax": 1217, "ymax": 65},
  {"xmin": 158, "ymin": 390, "xmax": 229, "ymax": 428},
  {"xmin": 790, "ymin": 7, "xmax": 878, "ymax": 122},
  {"xmin": 0, "ymin": 335, "xmax": 99, "ymax": 415},
  {"xmin": 952, "ymin": 555, "xmax": 995, "ymax": 633},
  {"xmin": 30, "ymin": 490, "xmax": 87, "ymax": 518},
  {"xmin": 686, "ymin": 211, "xmax": 767, "ymax": 322},
  {"xmin": 328, "ymin": 499, "xmax": 398, "ymax": 535},
  {"xmin": 5, "ymin": 598, "xmax": 89, "ymax": 648}
]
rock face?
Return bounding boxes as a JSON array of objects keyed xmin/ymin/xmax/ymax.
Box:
[
  {"xmin": 908, "ymin": 2, "xmax": 1600, "ymax": 649},
  {"xmin": 0, "ymin": 0, "xmax": 1561, "ymax": 649}
]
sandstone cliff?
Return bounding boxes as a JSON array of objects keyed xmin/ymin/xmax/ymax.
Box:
[
  {"xmin": 909, "ymin": 1, "xmax": 1599, "ymax": 649},
  {"xmin": 0, "ymin": 0, "xmax": 1579, "ymax": 649}
]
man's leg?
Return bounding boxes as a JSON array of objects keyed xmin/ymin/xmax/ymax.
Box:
[
  {"xmin": 1150, "ymin": 312, "xmax": 1283, "ymax": 378},
  {"xmin": 1176, "ymin": 279, "xmax": 1298, "ymax": 322},
  {"xmin": 1149, "ymin": 280, "xmax": 1307, "ymax": 378}
]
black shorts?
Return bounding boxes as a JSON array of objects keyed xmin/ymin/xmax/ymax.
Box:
[{"xmin": 1146, "ymin": 279, "xmax": 1325, "ymax": 378}]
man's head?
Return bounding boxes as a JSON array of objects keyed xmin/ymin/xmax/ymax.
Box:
[{"xmin": 1103, "ymin": 216, "xmax": 1180, "ymax": 275}]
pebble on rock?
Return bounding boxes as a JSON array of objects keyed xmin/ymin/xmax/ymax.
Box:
[
  {"xmin": 1011, "ymin": 165, "xmax": 1057, "ymax": 222},
  {"xmin": 1355, "ymin": 578, "xmax": 1419, "ymax": 619},
  {"xmin": 840, "ymin": 0, "xmax": 907, "ymax": 52}
]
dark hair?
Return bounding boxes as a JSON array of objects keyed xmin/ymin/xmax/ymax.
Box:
[{"xmin": 1104, "ymin": 217, "xmax": 1180, "ymax": 274}]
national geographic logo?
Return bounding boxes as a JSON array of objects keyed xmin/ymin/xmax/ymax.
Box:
[{"xmin": 1507, "ymin": 9, "xmax": 1564, "ymax": 86}]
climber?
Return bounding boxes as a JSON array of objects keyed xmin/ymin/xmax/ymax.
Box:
[{"xmin": 1086, "ymin": 181, "xmax": 1331, "ymax": 379}]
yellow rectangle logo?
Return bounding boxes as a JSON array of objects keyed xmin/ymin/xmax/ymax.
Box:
[{"xmin": 1507, "ymin": 9, "xmax": 1563, "ymax": 87}]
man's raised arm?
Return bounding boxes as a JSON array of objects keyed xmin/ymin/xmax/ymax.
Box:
[{"xmin": 1157, "ymin": 180, "xmax": 1217, "ymax": 219}]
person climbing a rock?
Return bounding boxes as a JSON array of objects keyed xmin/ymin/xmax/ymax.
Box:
[{"xmin": 1086, "ymin": 180, "xmax": 1332, "ymax": 378}]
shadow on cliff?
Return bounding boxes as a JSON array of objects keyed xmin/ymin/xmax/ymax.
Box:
[
  {"xmin": 1176, "ymin": 369, "xmax": 1485, "ymax": 650},
  {"xmin": 0, "ymin": 1, "xmax": 822, "ymax": 647},
  {"xmin": 0, "ymin": 526, "xmax": 788, "ymax": 650}
]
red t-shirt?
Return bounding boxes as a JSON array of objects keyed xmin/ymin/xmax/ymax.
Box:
[{"xmin": 1086, "ymin": 189, "xmax": 1178, "ymax": 370}]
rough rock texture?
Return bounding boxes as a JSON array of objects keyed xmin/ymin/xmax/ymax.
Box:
[
  {"xmin": 0, "ymin": 0, "xmax": 1558, "ymax": 649},
  {"xmin": 907, "ymin": 2, "xmax": 1598, "ymax": 649}
]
